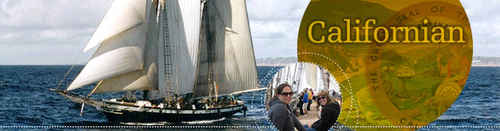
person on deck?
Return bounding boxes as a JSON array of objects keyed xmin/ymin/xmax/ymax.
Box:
[
  {"xmin": 268, "ymin": 83, "xmax": 305, "ymax": 131},
  {"xmin": 297, "ymin": 92, "xmax": 305, "ymax": 115},
  {"xmin": 305, "ymin": 90, "xmax": 341, "ymax": 131},
  {"xmin": 302, "ymin": 89, "xmax": 309, "ymax": 114},
  {"xmin": 307, "ymin": 88, "xmax": 313, "ymax": 111}
]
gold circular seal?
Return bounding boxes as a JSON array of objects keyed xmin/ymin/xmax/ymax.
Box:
[{"xmin": 297, "ymin": 0, "xmax": 472, "ymax": 129}]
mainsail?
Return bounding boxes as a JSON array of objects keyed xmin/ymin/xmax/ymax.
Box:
[
  {"xmin": 67, "ymin": 0, "xmax": 258, "ymax": 99},
  {"xmin": 193, "ymin": 0, "xmax": 258, "ymax": 97}
]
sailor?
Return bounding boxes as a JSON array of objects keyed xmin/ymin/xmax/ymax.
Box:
[
  {"xmin": 222, "ymin": 96, "xmax": 230, "ymax": 106},
  {"xmin": 242, "ymin": 105, "xmax": 248, "ymax": 117},
  {"xmin": 143, "ymin": 90, "xmax": 149, "ymax": 100},
  {"xmin": 307, "ymin": 88, "xmax": 313, "ymax": 111},
  {"xmin": 198, "ymin": 98, "xmax": 207, "ymax": 109},
  {"xmin": 199, "ymin": 98, "xmax": 206, "ymax": 109},
  {"xmin": 168, "ymin": 96, "xmax": 176, "ymax": 108},
  {"xmin": 165, "ymin": 97, "xmax": 170, "ymax": 108},
  {"xmin": 177, "ymin": 96, "xmax": 184, "ymax": 109},
  {"xmin": 217, "ymin": 96, "xmax": 225, "ymax": 106},
  {"xmin": 206, "ymin": 98, "xmax": 212, "ymax": 108},
  {"xmin": 297, "ymin": 92, "xmax": 305, "ymax": 115},
  {"xmin": 268, "ymin": 83, "xmax": 305, "ymax": 131},
  {"xmin": 230, "ymin": 96, "xmax": 236, "ymax": 105},
  {"xmin": 158, "ymin": 103, "xmax": 164, "ymax": 108},
  {"xmin": 210, "ymin": 97, "xmax": 217, "ymax": 107},
  {"xmin": 302, "ymin": 89, "xmax": 309, "ymax": 114},
  {"xmin": 122, "ymin": 91, "xmax": 136, "ymax": 102}
]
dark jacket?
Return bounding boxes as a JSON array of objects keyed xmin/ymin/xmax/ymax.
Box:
[
  {"xmin": 311, "ymin": 101, "xmax": 340, "ymax": 131},
  {"xmin": 268, "ymin": 97, "xmax": 305, "ymax": 131},
  {"xmin": 297, "ymin": 94, "xmax": 304, "ymax": 107}
]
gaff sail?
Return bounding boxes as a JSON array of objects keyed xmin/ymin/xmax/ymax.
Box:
[{"xmin": 193, "ymin": 0, "xmax": 258, "ymax": 97}]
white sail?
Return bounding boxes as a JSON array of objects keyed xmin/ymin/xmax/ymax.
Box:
[
  {"xmin": 67, "ymin": 0, "xmax": 148, "ymax": 91},
  {"xmin": 193, "ymin": 0, "xmax": 258, "ymax": 97},
  {"xmin": 157, "ymin": 0, "xmax": 202, "ymax": 96},
  {"xmin": 84, "ymin": 0, "xmax": 146, "ymax": 52},
  {"xmin": 94, "ymin": 70, "xmax": 151, "ymax": 93},
  {"xmin": 298, "ymin": 63, "xmax": 318, "ymax": 92},
  {"xmin": 272, "ymin": 63, "xmax": 331, "ymax": 94},
  {"xmin": 272, "ymin": 63, "xmax": 301, "ymax": 92},
  {"xmin": 69, "ymin": 0, "xmax": 258, "ymax": 98},
  {"xmin": 67, "ymin": 46, "xmax": 144, "ymax": 91}
]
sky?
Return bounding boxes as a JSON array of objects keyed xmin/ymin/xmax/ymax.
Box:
[{"xmin": 0, "ymin": 0, "xmax": 498, "ymax": 65}]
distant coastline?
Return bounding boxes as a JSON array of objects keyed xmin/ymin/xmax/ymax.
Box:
[
  {"xmin": 256, "ymin": 56, "xmax": 500, "ymax": 67},
  {"xmin": 471, "ymin": 64, "xmax": 500, "ymax": 67},
  {"xmin": 256, "ymin": 64, "xmax": 287, "ymax": 67},
  {"xmin": 3, "ymin": 56, "xmax": 500, "ymax": 67}
]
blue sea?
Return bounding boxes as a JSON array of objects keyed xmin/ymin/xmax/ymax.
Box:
[{"xmin": 0, "ymin": 66, "xmax": 498, "ymax": 130}]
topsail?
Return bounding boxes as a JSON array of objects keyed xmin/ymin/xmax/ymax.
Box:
[{"xmin": 67, "ymin": 0, "xmax": 149, "ymax": 92}]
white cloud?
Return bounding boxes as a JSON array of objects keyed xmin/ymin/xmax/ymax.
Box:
[
  {"xmin": 247, "ymin": 0, "xmax": 308, "ymax": 21},
  {"xmin": 247, "ymin": 0, "xmax": 309, "ymax": 58},
  {"xmin": 0, "ymin": 0, "xmax": 112, "ymax": 28},
  {"xmin": 461, "ymin": 0, "xmax": 500, "ymax": 56},
  {"xmin": 0, "ymin": 0, "xmax": 112, "ymax": 64}
]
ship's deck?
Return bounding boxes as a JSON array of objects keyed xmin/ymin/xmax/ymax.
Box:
[{"xmin": 297, "ymin": 101, "xmax": 320, "ymax": 126}]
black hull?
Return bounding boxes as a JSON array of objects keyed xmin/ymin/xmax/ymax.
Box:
[
  {"xmin": 53, "ymin": 89, "xmax": 246, "ymax": 123},
  {"xmin": 103, "ymin": 108, "xmax": 241, "ymax": 123}
]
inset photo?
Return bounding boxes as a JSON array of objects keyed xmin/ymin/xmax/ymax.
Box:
[{"xmin": 265, "ymin": 62, "xmax": 341, "ymax": 131}]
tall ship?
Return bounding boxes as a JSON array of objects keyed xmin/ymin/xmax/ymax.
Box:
[{"xmin": 52, "ymin": 0, "xmax": 260, "ymax": 122}]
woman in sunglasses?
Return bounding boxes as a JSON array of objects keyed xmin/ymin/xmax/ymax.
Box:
[
  {"xmin": 268, "ymin": 83, "xmax": 305, "ymax": 131},
  {"xmin": 307, "ymin": 90, "xmax": 341, "ymax": 131}
]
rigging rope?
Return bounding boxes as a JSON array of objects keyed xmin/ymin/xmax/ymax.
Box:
[{"xmin": 55, "ymin": 65, "xmax": 76, "ymax": 90}]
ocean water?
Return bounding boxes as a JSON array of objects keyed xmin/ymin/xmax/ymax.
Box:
[
  {"xmin": 0, "ymin": 66, "xmax": 498, "ymax": 130},
  {"xmin": 422, "ymin": 67, "xmax": 500, "ymax": 131}
]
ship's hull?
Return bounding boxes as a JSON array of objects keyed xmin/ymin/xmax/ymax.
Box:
[
  {"xmin": 101, "ymin": 105, "xmax": 243, "ymax": 122},
  {"xmin": 100, "ymin": 100, "xmax": 245, "ymax": 122},
  {"xmin": 53, "ymin": 89, "xmax": 246, "ymax": 123}
]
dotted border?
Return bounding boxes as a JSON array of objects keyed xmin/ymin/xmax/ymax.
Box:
[{"xmin": 1, "ymin": 125, "xmax": 499, "ymax": 129}]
